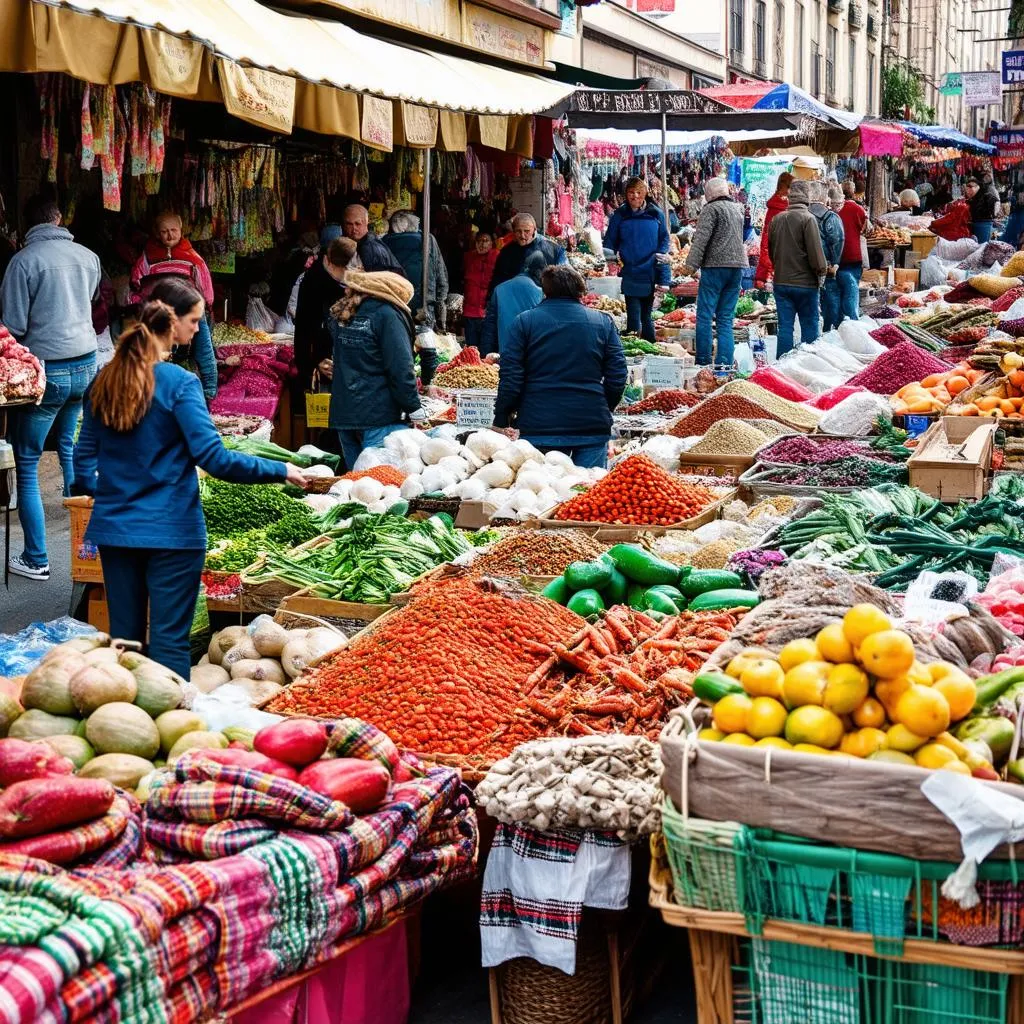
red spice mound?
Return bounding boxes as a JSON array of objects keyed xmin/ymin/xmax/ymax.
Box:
[
  {"xmin": 341, "ymin": 465, "xmax": 407, "ymax": 486},
  {"xmin": 265, "ymin": 578, "xmax": 585, "ymax": 760},
  {"xmin": 552, "ymin": 454, "xmax": 718, "ymax": 526},
  {"xmin": 845, "ymin": 341, "xmax": 951, "ymax": 395},
  {"xmin": 943, "ymin": 281, "xmax": 985, "ymax": 304},
  {"xmin": 992, "ymin": 286, "xmax": 1024, "ymax": 313},
  {"xmin": 628, "ymin": 389, "xmax": 701, "ymax": 414},
  {"xmin": 670, "ymin": 395, "xmax": 795, "ymax": 436},
  {"xmin": 869, "ymin": 324, "xmax": 908, "ymax": 349},
  {"xmin": 748, "ymin": 366, "xmax": 813, "ymax": 402}
]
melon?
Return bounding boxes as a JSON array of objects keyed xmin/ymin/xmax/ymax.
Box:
[
  {"xmin": 78, "ymin": 753, "xmax": 155, "ymax": 789},
  {"xmin": 69, "ymin": 663, "xmax": 137, "ymax": 715},
  {"xmin": 8, "ymin": 709, "xmax": 80, "ymax": 740},
  {"xmin": 167, "ymin": 730, "xmax": 228, "ymax": 761},
  {"xmin": 0, "ymin": 695, "xmax": 22, "ymax": 738},
  {"xmin": 191, "ymin": 664, "xmax": 230, "ymax": 693},
  {"xmin": 119, "ymin": 653, "xmax": 184, "ymax": 717},
  {"xmin": 41, "ymin": 734, "xmax": 95, "ymax": 770},
  {"xmin": 155, "ymin": 710, "xmax": 207, "ymax": 755},
  {"xmin": 85, "ymin": 702, "xmax": 160, "ymax": 759},
  {"xmin": 20, "ymin": 656, "xmax": 84, "ymax": 716}
]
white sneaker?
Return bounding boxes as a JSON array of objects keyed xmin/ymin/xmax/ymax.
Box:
[{"xmin": 8, "ymin": 556, "xmax": 49, "ymax": 581}]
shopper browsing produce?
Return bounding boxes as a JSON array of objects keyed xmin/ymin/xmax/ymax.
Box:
[
  {"xmin": 768, "ymin": 178, "xmax": 827, "ymax": 357},
  {"xmin": 2, "ymin": 195, "xmax": 101, "ymax": 582},
  {"xmin": 342, "ymin": 204, "xmax": 405, "ymax": 275},
  {"xmin": 462, "ymin": 231, "xmax": 498, "ymax": 352},
  {"xmin": 487, "ymin": 213, "xmax": 565, "ymax": 296},
  {"xmin": 72, "ymin": 289, "xmax": 306, "ymax": 679},
  {"xmin": 480, "ymin": 251, "xmax": 545, "ymax": 357},
  {"xmin": 834, "ymin": 181, "xmax": 869, "ymax": 323},
  {"xmin": 965, "ymin": 175, "xmax": 1000, "ymax": 243},
  {"xmin": 382, "ymin": 210, "xmax": 449, "ymax": 326},
  {"xmin": 809, "ymin": 181, "xmax": 845, "ymax": 332},
  {"xmin": 326, "ymin": 270, "xmax": 427, "ymax": 470},
  {"xmin": 492, "ymin": 265, "xmax": 626, "ymax": 469},
  {"xmin": 754, "ymin": 171, "xmax": 792, "ymax": 288},
  {"xmin": 685, "ymin": 177, "xmax": 746, "ymax": 369},
  {"xmin": 604, "ymin": 176, "xmax": 671, "ymax": 343}
]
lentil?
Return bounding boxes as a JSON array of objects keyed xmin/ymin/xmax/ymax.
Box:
[
  {"xmin": 433, "ymin": 364, "xmax": 500, "ymax": 390},
  {"xmin": 468, "ymin": 530, "xmax": 605, "ymax": 578},
  {"xmin": 689, "ymin": 419, "xmax": 769, "ymax": 456},
  {"xmin": 628, "ymin": 389, "xmax": 700, "ymax": 414},
  {"xmin": 717, "ymin": 380, "xmax": 822, "ymax": 427},
  {"xmin": 845, "ymin": 341, "xmax": 951, "ymax": 395},
  {"xmin": 690, "ymin": 538, "xmax": 746, "ymax": 569}
]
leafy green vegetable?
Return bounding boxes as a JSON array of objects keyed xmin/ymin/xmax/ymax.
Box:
[
  {"xmin": 200, "ymin": 478, "xmax": 314, "ymax": 540},
  {"xmin": 222, "ymin": 436, "xmax": 341, "ymax": 473},
  {"xmin": 735, "ymin": 296, "xmax": 756, "ymax": 317}
]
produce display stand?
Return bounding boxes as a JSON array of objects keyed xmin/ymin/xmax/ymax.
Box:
[
  {"xmin": 677, "ymin": 452, "xmax": 755, "ymax": 479},
  {"xmin": 534, "ymin": 489, "xmax": 737, "ymax": 535}
]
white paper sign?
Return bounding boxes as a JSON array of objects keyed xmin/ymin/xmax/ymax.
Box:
[
  {"xmin": 963, "ymin": 71, "xmax": 1001, "ymax": 107},
  {"xmin": 644, "ymin": 356, "xmax": 688, "ymax": 390},
  {"xmin": 455, "ymin": 390, "xmax": 498, "ymax": 428}
]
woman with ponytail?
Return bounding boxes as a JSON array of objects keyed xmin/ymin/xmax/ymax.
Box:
[{"xmin": 73, "ymin": 280, "xmax": 307, "ymax": 678}]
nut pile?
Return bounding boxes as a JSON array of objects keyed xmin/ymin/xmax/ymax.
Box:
[
  {"xmin": 628, "ymin": 389, "xmax": 701, "ymax": 415},
  {"xmin": 688, "ymin": 419, "xmax": 770, "ymax": 457},
  {"xmin": 433, "ymin": 365, "xmax": 501, "ymax": 390},
  {"xmin": 468, "ymin": 530, "xmax": 606, "ymax": 578}
]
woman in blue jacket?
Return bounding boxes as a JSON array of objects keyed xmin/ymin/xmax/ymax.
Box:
[
  {"xmin": 492, "ymin": 265, "xmax": 627, "ymax": 469},
  {"xmin": 73, "ymin": 280, "xmax": 307, "ymax": 678},
  {"xmin": 603, "ymin": 177, "xmax": 670, "ymax": 343}
]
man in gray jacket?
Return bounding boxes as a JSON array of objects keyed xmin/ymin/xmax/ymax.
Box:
[
  {"xmin": 1, "ymin": 196, "xmax": 101, "ymax": 580},
  {"xmin": 685, "ymin": 177, "xmax": 746, "ymax": 368},
  {"xmin": 768, "ymin": 179, "xmax": 827, "ymax": 357}
]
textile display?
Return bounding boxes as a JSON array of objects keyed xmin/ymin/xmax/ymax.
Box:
[
  {"xmin": 480, "ymin": 822, "xmax": 631, "ymax": 975},
  {"xmin": 210, "ymin": 343, "xmax": 296, "ymax": 421}
]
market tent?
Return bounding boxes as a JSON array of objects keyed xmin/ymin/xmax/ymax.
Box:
[
  {"xmin": 576, "ymin": 126, "xmax": 802, "ymax": 154},
  {"xmin": 701, "ymin": 81, "xmax": 862, "ymax": 132},
  {"xmin": 897, "ymin": 122, "xmax": 997, "ymax": 156}
]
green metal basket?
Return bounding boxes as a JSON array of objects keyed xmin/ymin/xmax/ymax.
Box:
[
  {"xmin": 662, "ymin": 797, "xmax": 1024, "ymax": 954},
  {"xmin": 735, "ymin": 939, "xmax": 1009, "ymax": 1024}
]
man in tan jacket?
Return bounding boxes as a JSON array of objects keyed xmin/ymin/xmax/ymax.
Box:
[{"xmin": 768, "ymin": 179, "xmax": 827, "ymax": 357}]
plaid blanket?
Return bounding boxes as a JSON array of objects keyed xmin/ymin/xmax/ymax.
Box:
[{"xmin": 480, "ymin": 822, "xmax": 631, "ymax": 976}]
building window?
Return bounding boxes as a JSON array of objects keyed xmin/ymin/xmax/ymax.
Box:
[
  {"xmin": 754, "ymin": 0, "xmax": 767, "ymax": 71},
  {"xmin": 811, "ymin": 42, "xmax": 821, "ymax": 96},
  {"xmin": 795, "ymin": 3, "xmax": 805, "ymax": 86},
  {"xmin": 826, "ymin": 24, "xmax": 837, "ymax": 97},
  {"xmin": 730, "ymin": 0, "xmax": 745, "ymax": 59},
  {"xmin": 848, "ymin": 37, "xmax": 856, "ymax": 105},
  {"xmin": 774, "ymin": 0, "xmax": 785, "ymax": 77},
  {"xmin": 867, "ymin": 52, "xmax": 875, "ymax": 111}
]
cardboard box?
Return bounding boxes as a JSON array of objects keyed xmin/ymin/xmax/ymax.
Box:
[
  {"xmin": 454, "ymin": 500, "xmax": 499, "ymax": 529},
  {"xmin": 907, "ymin": 416, "xmax": 997, "ymax": 501},
  {"xmin": 911, "ymin": 232, "xmax": 938, "ymax": 258},
  {"xmin": 893, "ymin": 268, "xmax": 920, "ymax": 289},
  {"xmin": 64, "ymin": 497, "xmax": 103, "ymax": 584},
  {"xmin": 861, "ymin": 270, "xmax": 886, "ymax": 288}
]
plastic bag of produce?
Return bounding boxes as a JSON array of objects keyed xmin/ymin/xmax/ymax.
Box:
[
  {"xmin": 352, "ymin": 446, "xmax": 403, "ymax": 472},
  {"xmin": 903, "ymin": 571, "xmax": 979, "ymax": 626},
  {"xmin": 837, "ymin": 319, "xmax": 886, "ymax": 357},
  {"xmin": 919, "ymin": 253, "xmax": 949, "ymax": 289},
  {"xmin": 806, "ymin": 384, "xmax": 867, "ymax": 411},
  {"xmin": 0, "ymin": 618, "xmax": 98, "ymax": 678},
  {"xmin": 818, "ymin": 391, "xmax": 892, "ymax": 435},
  {"xmin": 749, "ymin": 366, "xmax": 813, "ymax": 402},
  {"xmin": 639, "ymin": 434, "xmax": 688, "ymax": 470},
  {"xmin": 245, "ymin": 296, "xmax": 277, "ymax": 333},
  {"xmin": 190, "ymin": 684, "xmax": 283, "ymax": 733}
]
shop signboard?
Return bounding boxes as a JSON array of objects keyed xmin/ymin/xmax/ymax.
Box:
[
  {"xmin": 963, "ymin": 71, "xmax": 1001, "ymax": 107},
  {"xmin": 571, "ymin": 90, "xmax": 725, "ymax": 115},
  {"xmin": 990, "ymin": 127, "xmax": 1024, "ymax": 160},
  {"xmin": 507, "ymin": 169, "xmax": 545, "ymax": 229},
  {"xmin": 1003, "ymin": 50, "xmax": 1024, "ymax": 84},
  {"xmin": 218, "ymin": 61, "xmax": 296, "ymax": 134},
  {"xmin": 361, "ymin": 95, "xmax": 393, "ymax": 152},
  {"xmin": 463, "ymin": 3, "xmax": 545, "ymax": 67},
  {"xmin": 455, "ymin": 390, "xmax": 498, "ymax": 429},
  {"xmin": 741, "ymin": 157, "xmax": 791, "ymax": 222},
  {"xmin": 938, "ymin": 72, "xmax": 962, "ymax": 96},
  {"xmin": 644, "ymin": 356, "xmax": 689, "ymax": 390}
]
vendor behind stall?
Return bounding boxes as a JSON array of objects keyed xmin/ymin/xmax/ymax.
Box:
[
  {"xmin": 72, "ymin": 283, "xmax": 306, "ymax": 679},
  {"xmin": 967, "ymin": 176, "xmax": 1001, "ymax": 242}
]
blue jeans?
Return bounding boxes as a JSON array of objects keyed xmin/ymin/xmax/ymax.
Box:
[
  {"xmin": 973, "ymin": 221, "xmax": 993, "ymax": 243},
  {"xmin": 821, "ymin": 276, "xmax": 842, "ymax": 332},
  {"xmin": 625, "ymin": 294, "xmax": 656, "ymax": 343},
  {"xmin": 524, "ymin": 441, "xmax": 608, "ymax": 470},
  {"xmin": 773, "ymin": 285, "xmax": 820, "ymax": 358},
  {"xmin": 463, "ymin": 317, "xmax": 485, "ymax": 352},
  {"xmin": 695, "ymin": 267, "xmax": 742, "ymax": 367},
  {"xmin": 99, "ymin": 545, "xmax": 205, "ymax": 680},
  {"xmin": 837, "ymin": 264, "xmax": 862, "ymax": 323},
  {"xmin": 337, "ymin": 423, "xmax": 407, "ymax": 473},
  {"xmin": 12, "ymin": 352, "xmax": 95, "ymax": 568}
]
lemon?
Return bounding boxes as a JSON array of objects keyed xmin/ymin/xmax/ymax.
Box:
[
  {"xmin": 851, "ymin": 696, "xmax": 886, "ymax": 729},
  {"xmin": 815, "ymin": 622, "xmax": 856, "ymax": 663},
  {"xmin": 746, "ymin": 697, "xmax": 788, "ymax": 739},
  {"xmin": 908, "ymin": 661, "xmax": 933, "ymax": 686},
  {"xmin": 778, "ymin": 638, "xmax": 821, "ymax": 672},
  {"xmin": 858, "ymin": 630, "xmax": 916, "ymax": 679},
  {"xmin": 929, "ymin": 666, "xmax": 976, "ymax": 722},
  {"xmin": 781, "ymin": 660, "xmax": 830, "ymax": 708},
  {"xmin": 939, "ymin": 760, "xmax": 972, "ymax": 775},
  {"xmin": 721, "ymin": 732, "xmax": 756, "ymax": 746},
  {"xmin": 886, "ymin": 722, "xmax": 928, "ymax": 753},
  {"xmin": 726, "ymin": 648, "xmax": 774, "ymax": 679},
  {"xmin": 755, "ymin": 736, "xmax": 793, "ymax": 750},
  {"xmin": 867, "ymin": 749, "xmax": 916, "ymax": 766},
  {"xmin": 740, "ymin": 659, "xmax": 785, "ymax": 699},
  {"xmin": 842, "ymin": 603, "xmax": 892, "ymax": 647},
  {"xmin": 913, "ymin": 742, "xmax": 959, "ymax": 770},
  {"xmin": 894, "ymin": 684, "xmax": 951, "ymax": 738},
  {"xmin": 823, "ymin": 663, "xmax": 870, "ymax": 715},
  {"xmin": 839, "ymin": 727, "xmax": 888, "ymax": 758},
  {"xmin": 713, "ymin": 693, "xmax": 753, "ymax": 733},
  {"xmin": 784, "ymin": 705, "xmax": 845, "ymax": 749},
  {"xmin": 699, "ymin": 728, "xmax": 725, "ymax": 742},
  {"xmin": 875, "ymin": 676, "xmax": 911, "ymax": 719},
  {"xmin": 793, "ymin": 742, "xmax": 838, "ymax": 757}
]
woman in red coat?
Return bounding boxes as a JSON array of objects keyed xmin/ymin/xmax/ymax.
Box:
[
  {"xmin": 462, "ymin": 232, "xmax": 497, "ymax": 352},
  {"xmin": 754, "ymin": 172, "xmax": 793, "ymax": 288}
]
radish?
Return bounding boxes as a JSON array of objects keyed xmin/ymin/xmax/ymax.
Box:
[
  {"xmin": 0, "ymin": 738, "xmax": 74, "ymax": 786},
  {"xmin": 253, "ymin": 719, "xmax": 328, "ymax": 767},
  {"xmin": 0, "ymin": 777, "xmax": 115, "ymax": 839},
  {"xmin": 297, "ymin": 759, "xmax": 390, "ymax": 812}
]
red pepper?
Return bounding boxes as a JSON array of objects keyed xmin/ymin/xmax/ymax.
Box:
[
  {"xmin": 297, "ymin": 758, "xmax": 391, "ymax": 812},
  {"xmin": 0, "ymin": 778, "xmax": 115, "ymax": 839},
  {"xmin": 0, "ymin": 738, "xmax": 74, "ymax": 787}
]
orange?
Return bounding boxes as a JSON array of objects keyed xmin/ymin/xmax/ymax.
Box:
[
  {"xmin": 893, "ymin": 684, "xmax": 951, "ymax": 738},
  {"xmin": 840, "ymin": 727, "xmax": 889, "ymax": 758},
  {"xmin": 754, "ymin": 736, "xmax": 793, "ymax": 750},
  {"xmin": 932, "ymin": 672, "xmax": 977, "ymax": 723},
  {"xmin": 823, "ymin": 663, "xmax": 870, "ymax": 715},
  {"xmin": 713, "ymin": 693, "xmax": 753, "ymax": 733},
  {"xmin": 781, "ymin": 661, "xmax": 830, "ymax": 708},
  {"xmin": 887, "ymin": 723, "xmax": 929, "ymax": 753},
  {"xmin": 851, "ymin": 696, "xmax": 886, "ymax": 729},
  {"xmin": 858, "ymin": 629, "xmax": 916, "ymax": 678},
  {"xmin": 939, "ymin": 760, "xmax": 972, "ymax": 775},
  {"xmin": 746, "ymin": 697, "xmax": 788, "ymax": 739},
  {"xmin": 721, "ymin": 732, "xmax": 756, "ymax": 746},
  {"xmin": 778, "ymin": 638, "xmax": 821, "ymax": 672},
  {"xmin": 740, "ymin": 659, "xmax": 786, "ymax": 699},
  {"xmin": 842, "ymin": 604, "xmax": 892, "ymax": 647},
  {"xmin": 907, "ymin": 661, "xmax": 932, "ymax": 686},
  {"xmin": 815, "ymin": 623, "xmax": 856, "ymax": 663},
  {"xmin": 913, "ymin": 743, "xmax": 959, "ymax": 770},
  {"xmin": 868, "ymin": 749, "xmax": 916, "ymax": 766},
  {"xmin": 725, "ymin": 648, "xmax": 774, "ymax": 679},
  {"xmin": 699, "ymin": 728, "xmax": 725, "ymax": 742},
  {"xmin": 875, "ymin": 675, "xmax": 911, "ymax": 718},
  {"xmin": 784, "ymin": 706, "xmax": 845, "ymax": 749}
]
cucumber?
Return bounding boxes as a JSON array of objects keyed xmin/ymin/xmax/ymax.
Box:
[
  {"xmin": 693, "ymin": 671, "xmax": 745, "ymax": 704},
  {"xmin": 678, "ymin": 569, "xmax": 744, "ymax": 599},
  {"xmin": 607, "ymin": 544, "xmax": 680, "ymax": 586},
  {"xmin": 627, "ymin": 583, "xmax": 649, "ymax": 610},
  {"xmin": 688, "ymin": 588, "xmax": 760, "ymax": 611},
  {"xmin": 644, "ymin": 589, "xmax": 679, "ymax": 615},
  {"xmin": 602, "ymin": 566, "xmax": 629, "ymax": 606},
  {"xmin": 647, "ymin": 585, "xmax": 687, "ymax": 611},
  {"xmin": 564, "ymin": 560, "xmax": 614, "ymax": 591},
  {"xmin": 567, "ymin": 588, "xmax": 605, "ymax": 617},
  {"xmin": 541, "ymin": 576, "xmax": 572, "ymax": 605}
]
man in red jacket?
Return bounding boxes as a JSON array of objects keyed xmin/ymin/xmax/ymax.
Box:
[{"xmin": 754, "ymin": 172, "xmax": 793, "ymax": 288}]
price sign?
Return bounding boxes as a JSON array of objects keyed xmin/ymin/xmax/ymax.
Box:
[
  {"xmin": 644, "ymin": 356, "xmax": 688, "ymax": 390},
  {"xmin": 455, "ymin": 390, "xmax": 498, "ymax": 429}
]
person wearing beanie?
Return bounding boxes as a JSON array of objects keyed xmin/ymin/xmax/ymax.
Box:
[
  {"xmin": 754, "ymin": 171, "xmax": 793, "ymax": 288},
  {"xmin": 685, "ymin": 176, "xmax": 747, "ymax": 368},
  {"xmin": 326, "ymin": 269, "xmax": 427, "ymax": 470},
  {"xmin": 809, "ymin": 181, "xmax": 845, "ymax": 332},
  {"xmin": 768, "ymin": 178, "xmax": 827, "ymax": 357},
  {"xmin": 604, "ymin": 177, "xmax": 671, "ymax": 343}
]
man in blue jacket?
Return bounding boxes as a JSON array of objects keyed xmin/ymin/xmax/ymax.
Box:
[
  {"xmin": 603, "ymin": 177, "xmax": 670, "ymax": 343},
  {"xmin": 479, "ymin": 252, "xmax": 545, "ymax": 357},
  {"xmin": 487, "ymin": 214, "xmax": 564, "ymax": 296},
  {"xmin": 492, "ymin": 265, "xmax": 626, "ymax": 469},
  {"xmin": 382, "ymin": 210, "xmax": 449, "ymax": 326},
  {"xmin": 809, "ymin": 181, "xmax": 845, "ymax": 332}
]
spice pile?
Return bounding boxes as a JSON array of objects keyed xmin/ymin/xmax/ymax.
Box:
[
  {"xmin": 468, "ymin": 530, "xmax": 606, "ymax": 578},
  {"xmin": 628, "ymin": 389, "xmax": 701, "ymax": 415},
  {"xmin": 265, "ymin": 578, "xmax": 586, "ymax": 761},
  {"xmin": 759, "ymin": 435, "xmax": 905, "ymax": 465},
  {"xmin": 669, "ymin": 382, "xmax": 820, "ymax": 436},
  {"xmin": 341, "ymin": 465, "xmax": 407, "ymax": 486},
  {"xmin": 688, "ymin": 420, "xmax": 770, "ymax": 457},
  {"xmin": 433, "ymin": 364, "xmax": 500, "ymax": 390},
  {"xmin": 552, "ymin": 455, "xmax": 719, "ymax": 526},
  {"xmin": 749, "ymin": 458, "xmax": 907, "ymax": 489},
  {"xmin": 845, "ymin": 342, "xmax": 951, "ymax": 395}
]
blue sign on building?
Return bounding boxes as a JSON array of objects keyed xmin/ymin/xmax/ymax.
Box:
[{"xmin": 1002, "ymin": 50, "xmax": 1024, "ymax": 84}]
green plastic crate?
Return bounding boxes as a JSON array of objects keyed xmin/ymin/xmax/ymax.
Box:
[
  {"xmin": 736, "ymin": 939, "xmax": 1009, "ymax": 1024},
  {"xmin": 662, "ymin": 797, "xmax": 1024, "ymax": 953}
]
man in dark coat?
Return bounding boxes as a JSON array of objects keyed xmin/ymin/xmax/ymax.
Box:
[
  {"xmin": 343, "ymin": 204, "xmax": 406, "ymax": 275},
  {"xmin": 487, "ymin": 213, "xmax": 564, "ymax": 296}
]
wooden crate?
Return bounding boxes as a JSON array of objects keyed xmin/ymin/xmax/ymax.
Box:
[
  {"xmin": 678, "ymin": 452, "xmax": 755, "ymax": 478},
  {"xmin": 240, "ymin": 534, "xmax": 335, "ymax": 613},
  {"xmin": 64, "ymin": 497, "xmax": 103, "ymax": 584},
  {"xmin": 276, "ymin": 586, "xmax": 392, "ymax": 624},
  {"xmin": 907, "ymin": 417, "xmax": 997, "ymax": 501},
  {"xmin": 534, "ymin": 489, "xmax": 736, "ymax": 535}
]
